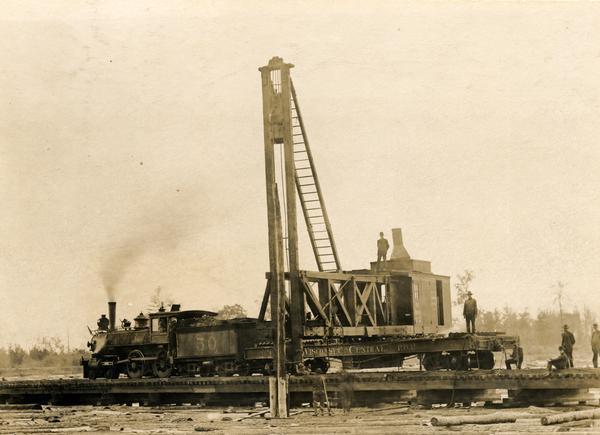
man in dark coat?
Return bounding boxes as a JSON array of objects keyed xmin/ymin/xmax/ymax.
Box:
[
  {"xmin": 463, "ymin": 291, "xmax": 478, "ymax": 334},
  {"xmin": 97, "ymin": 314, "xmax": 109, "ymax": 331},
  {"xmin": 505, "ymin": 344, "xmax": 524, "ymax": 370},
  {"xmin": 591, "ymin": 323, "xmax": 600, "ymax": 368},
  {"xmin": 561, "ymin": 324, "xmax": 576, "ymax": 368},
  {"xmin": 376, "ymin": 232, "xmax": 390, "ymax": 271},
  {"xmin": 548, "ymin": 346, "xmax": 570, "ymax": 371}
]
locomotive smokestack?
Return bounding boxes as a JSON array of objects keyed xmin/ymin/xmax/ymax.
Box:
[{"xmin": 108, "ymin": 301, "xmax": 116, "ymax": 331}]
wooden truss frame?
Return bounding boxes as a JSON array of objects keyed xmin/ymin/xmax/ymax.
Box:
[{"xmin": 259, "ymin": 271, "xmax": 391, "ymax": 329}]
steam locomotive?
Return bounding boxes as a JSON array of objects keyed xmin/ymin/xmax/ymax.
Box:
[{"xmin": 82, "ymin": 302, "xmax": 276, "ymax": 379}]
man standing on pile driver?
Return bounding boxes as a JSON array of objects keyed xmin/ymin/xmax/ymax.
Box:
[
  {"xmin": 561, "ymin": 324, "xmax": 576, "ymax": 368},
  {"xmin": 591, "ymin": 323, "xmax": 600, "ymax": 368},
  {"xmin": 376, "ymin": 232, "xmax": 389, "ymax": 271},
  {"xmin": 463, "ymin": 291, "xmax": 478, "ymax": 334}
]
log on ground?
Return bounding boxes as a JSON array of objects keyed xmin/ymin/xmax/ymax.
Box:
[
  {"xmin": 431, "ymin": 414, "xmax": 517, "ymax": 426},
  {"xmin": 234, "ymin": 409, "xmax": 269, "ymax": 421},
  {"xmin": 541, "ymin": 408, "xmax": 600, "ymax": 426}
]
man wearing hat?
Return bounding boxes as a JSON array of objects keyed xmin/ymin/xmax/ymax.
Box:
[
  {"xmin": 561, "ymin": 324, "xmax": 576, "ymax": 368},
  {"xmin": 591, "ymin": 323, "xmax": 600, "ymax": 368},
  {"xmin": 376, "ymin": 232, "xmax": 390, "ymax": 271},
  {"xmin": 547, "ymin": 346, "xmax": 570, "ymax": 371},
  {"xmin": 463, "ymin": 291, "xmax": 478, "ymax": 334},
  {"xmin": 97, "ymin": 314, "xmax": 109, "ymax": 331}
]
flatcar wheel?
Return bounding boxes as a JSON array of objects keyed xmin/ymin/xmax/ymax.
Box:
[
  {"xmin": 422, "ymin": 353, "xmax": 441, "ymax": 371},
  {"xmin": 127, "ymin": 350, "xmax": 145, "ymax": 379},
  {"xmin": 306, "ymin": 358, "xmax": 330, "ymax": 374},
  {"xmin": 152, "ymin": 351, "xmax": 172, "ymax": 378}
]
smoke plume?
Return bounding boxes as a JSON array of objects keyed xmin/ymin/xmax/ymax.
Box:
[
  {"xmin": 101, "ymin": 241, "xmax": 147, "ymax": 301},
  {"xmin": 99, "ymin": 191, "xmax": 202, "ymax": 301}
]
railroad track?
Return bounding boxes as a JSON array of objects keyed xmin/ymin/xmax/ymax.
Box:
[{"xmin": 2, "ymin": 369, "xmax": 599, "ymax": 407}]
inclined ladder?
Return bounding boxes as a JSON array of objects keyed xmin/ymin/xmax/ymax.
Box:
[{"xmin": 289, "ymin": 80, "xmax": 342, "ymax": 272}]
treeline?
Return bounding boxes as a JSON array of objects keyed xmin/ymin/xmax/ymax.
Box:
[
  {"xmin": 475, "ymin": 307, "xmax": 597, "ymax": 356},
  {"xmin": 0, "ymin": 337, "xmax": 88, "ymax": 368}
]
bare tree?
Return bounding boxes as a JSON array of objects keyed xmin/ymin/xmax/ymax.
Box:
[
  {"xmin": 148, "ymin": 286, "xmax": 174, "ymax": 313},
  {"xmin": 552, "ymin": 281, "xmax": 567, "ymax": 324},
  {"xmin": 216, "ymin": 304, "xmax": 247, "ymax": 320},
  {"xmin": 454, "ymin": 269, "xmax": 475, "ymax": 305}
]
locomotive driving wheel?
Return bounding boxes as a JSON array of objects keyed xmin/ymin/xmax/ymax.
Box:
[
  {"xmin": 127, "ymin": 349, "xmax": 145, "ymax": 379},
  {"xmin": 152, "ymin": 350, "xmax": 172, "ymax": 378}
]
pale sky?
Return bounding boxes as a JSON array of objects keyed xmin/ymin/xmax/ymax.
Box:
[{"xmin": 1, "ymin": 1, "xmax": 600, "ymax": 348}]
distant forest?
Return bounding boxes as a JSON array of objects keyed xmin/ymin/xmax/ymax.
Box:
[
  {"xmin": 0, "ymin": 336, "xmax": 87, "ymax": 369},
  {"xmin": 475, "ymin": 307, "xmax": 596, "ymax": 358},
  {"xmin": 454, "ymin": 270, "xmax": 597, "ymax": 362}
]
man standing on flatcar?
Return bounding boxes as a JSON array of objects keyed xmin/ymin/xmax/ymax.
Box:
[
  {"xmin": 561, "ymin": 324, "xmax": 576, "ymax": 368},
  {"xmin": 463, "ymin": 291, "xmax": 478, "ymax": 334}
]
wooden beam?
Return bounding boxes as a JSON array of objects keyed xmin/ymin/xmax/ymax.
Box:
[
  {"xmin": 329, "ymin": 281, "xmax": 353, "ymax": 326},
  {"xmin": 258, "ymin": 281, "xmax": 270, "ymax": 321},
  {"xmin": 301, "ymin": 278, "xmax": 328, "ymax": 321},
  {"xmin": 300, "ymin": 270, "xmax": 388, "ymax": 283},
  {"xmin": 259, "ymin": 57, "xmax": 290, "ymax": 418},
  {"xmin": 354, "ymin": 281, "xmax": 376, "ymax": 326}
]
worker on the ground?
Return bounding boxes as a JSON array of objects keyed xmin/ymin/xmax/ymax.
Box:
[
  {"xmin": 311, "ymin": 375, "xmax": 331, "ymax": 416},
  {"xmin": 97, "ymin": 314, "xmax": 109, "ymax": 331},
  {"xmin": 338, "ymin": 370, "xmax": 353, "ymax": 414},
  {"xmin": 561, "ymin": 324, "xmax": 576, "ymax": 368},
  {"xmin": 376, "ymin": 232, "xmax": 389, "ymax": 270},
  {"xmin": 463, "ymin": 291, "xmax": 478, "ymax": 334},
  {"xmin": 591, "ymin": 323, "xmax": 600, "ymax": 368},
  {"xmin": 505, "ymin": 344, "xmax": 524, "ymax": 370},
  {"xmin": 547, "ymin": 346, "xmax": 570, "ymax": 371}
]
